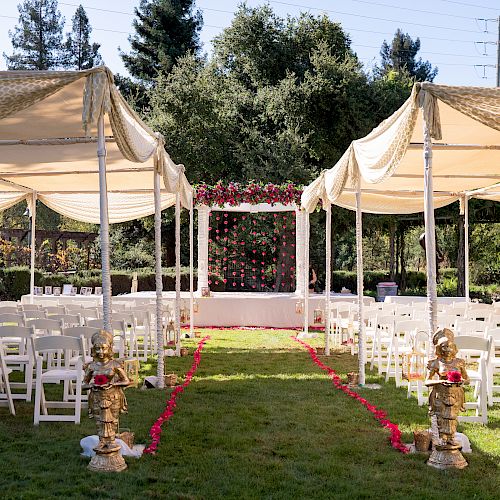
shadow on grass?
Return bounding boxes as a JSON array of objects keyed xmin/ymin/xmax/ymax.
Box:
[{"xmin": 0, "ymin": 338, "xmax": 499, "ymax": 499}]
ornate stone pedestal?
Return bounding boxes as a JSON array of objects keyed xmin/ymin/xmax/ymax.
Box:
[
  {"xmin": 88, "ymin": 443, "xmax": 127, "ymax": 472},
  {"xmin": 427, "ymin": 443, "xmax": 468, "ymax": 470}
]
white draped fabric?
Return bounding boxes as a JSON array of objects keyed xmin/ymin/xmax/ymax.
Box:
[{"xmin": 302, "ymin": 83, "xmax": 500, "ymax": 214}]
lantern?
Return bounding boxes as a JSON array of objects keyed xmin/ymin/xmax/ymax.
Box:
[
  {"xmin": 402, "ymin": 350, "xmax": 426, "ymax": 381},
  {"xmin": 180, "ymin": 300, "xmax": 190, "ymax": 324},
  {"xmin": 313, "ymin": 308, "xmax": 324, "ymax": 325},
  {"xmin": 123, "ymin": 359, "xmax": 140, "ymax": 387},
  {"xmin": 193, "ymin": 300, "xmax": 199, "ymax": 313},
  {"xmin": 295, "ymin": 301, "xmax": 304, "ymax": 314}
]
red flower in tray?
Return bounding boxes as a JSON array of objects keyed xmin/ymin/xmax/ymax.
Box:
[
  {"xmin": 94, "ymin": 374, "xmax": 109, "ymax": 386},
  {"xmin": 446, "ymin": 370, "xmax": 462, "ymax": 383}
]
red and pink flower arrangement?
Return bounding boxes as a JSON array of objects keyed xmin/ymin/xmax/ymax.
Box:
[
  {"xmin": 195, "ymin": 181, "xmax": 303, "ymax": 207},
  {"xmin": 294, "ymin": 337, "xmax": 409, "ymax": 454},
  {"xmin": 93, "ymin": 374, "xmax": 109, "ymax": 386},
  {"xmin": 446, "ymin": 370, "xmax": 462, "ymax": 383}
]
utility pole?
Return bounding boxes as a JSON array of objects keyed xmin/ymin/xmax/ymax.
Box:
[{"xmin": 497, "ymin": 15, "xmax": 499, "ymax": 87}]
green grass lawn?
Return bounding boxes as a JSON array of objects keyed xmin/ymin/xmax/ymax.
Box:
[{"xmin": 0, "ymin": 329, "xmax": 499, "ymax": 499}]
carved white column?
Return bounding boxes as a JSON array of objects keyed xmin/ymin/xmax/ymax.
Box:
[
  {"xmin": 197, "ymin": 205, "xmax": 210, "ymax": 292},
  {"xmin": 295, "ymin": 208, "xmax": 306, "ymax": 295}
]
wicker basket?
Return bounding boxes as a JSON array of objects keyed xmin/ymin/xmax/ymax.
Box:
[
  {"xmin": 316, "ymin": 347, "xmax": 325, "ymax": 355},
  {"xmin": 118, "ymin": 430, "xmax": 135, "ymax": 449},
  {"xmin": 180, "ymin": 347, "xmax": 189, "ymax": 357},
  {"xmin": 346, "ymin": 372, "xmax": 359, "ymax": 387},
  {"xmin": 164, "ymin": 373, "xmax": 178, "ymax": 387}
]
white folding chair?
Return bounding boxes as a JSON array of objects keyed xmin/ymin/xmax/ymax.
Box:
[
  {"xmin": 23, "ymin": 310, "xmax": 47, "ymax": 322},
  {"xmin": 455, "ymin": 335, "xmax": 492, "ymax": 424},
  {"xmin": 133, "ymin": 308, "xmax": 153, "ymax": 360},
  {"xmin": 386, "ymin": 319, "xmax": 426, "ymax": 387},
  {"xmin": 0, "ymin": 306, "xmax": 21, "ymax": 315},
  {"xmin": 406, "ymin": 330, "xmax": 429, "ymax": 406},
  {"xmin": 62, "ymin": 326, "xmax": 100, "ymax": 364},
  {"xmin": 371, "ymin": 314, "xmax": 394, "ymax": 374},
  {"xmin": 485, "ymin": 327, "xmax": 500, "ymax": 406},
  {"xmin": 0, "ymin": 325, "xmax": 35, "ymax": 401},
  {"xmin": 0, "ymin": 343, "xmax": 15, "ymax": 415},
  {"xmin": 32, "ymin": 335, "xmax": 85, "ymax": 425},
  {"xmin": 0, "ymin": 313, "xmax": 25, "ymax": 327}
]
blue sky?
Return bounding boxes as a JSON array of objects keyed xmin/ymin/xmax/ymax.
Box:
[{"xmin": 0, "ymin": 0, "xmax": 498, "ymax": 86}]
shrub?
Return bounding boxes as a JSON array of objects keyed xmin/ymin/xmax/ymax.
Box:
[{"xmin": 0, "ymin": 266, "xmax": 43, "ymax": 300}]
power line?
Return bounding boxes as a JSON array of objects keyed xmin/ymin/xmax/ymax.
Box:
[
  {"xmin": 437, "ymin": 0, "xmax": 499, "ymax": 11},
  {"xmin": 268, "ymin": 0, "xmax": 484, "ymax": 33},
  {"xmin": 355, "ymin": 43, "xmax": 494, "ymax": 58}
]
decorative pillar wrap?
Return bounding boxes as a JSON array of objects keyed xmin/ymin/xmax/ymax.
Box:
[
  {"xmin": 355, "ymin": 188, "xmax": 366, "ymax": 385},
  {"xmin": 97, "ymin": 113, "xmax": 112, "ymax": 332},
  {"xmin": 189, "ymin": 197, "xmax": 194, "ymax": 338},
  {"xmin": 28, "ymin": 192, "xmax": 37, "ymax": 304},
  {"xmin": 464, "ymin": 196, "xmax": 470, "ymax": 304},
  {"xmin": 154, "ymin": 170, "xmax": 164, "ymax": 388},
  {"xmin": 421, "ymin": 89, "xmax": 438, "ymax": 346},
  {"xmin": 325, "ymin": 202, "xmax": 332, "ymax": 355},
  {"xmin": 295, "ymin": 208, "xmax": 306, "ymax": 296},
  {"xmin": 303, "ymin": 211, "xmax": 310, "ymax": 335},
  {"xmin": 197, "ymin": 205, "xmax": 210, "ymax": 292}
]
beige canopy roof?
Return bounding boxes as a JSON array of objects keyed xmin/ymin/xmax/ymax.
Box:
[
  {"xmin": 0, "ymin": 67, "xmax": 192, "ymax": 223},
  {"xmin": 301, "ymin": 82, "xmax": 500, "ymax": 214}
]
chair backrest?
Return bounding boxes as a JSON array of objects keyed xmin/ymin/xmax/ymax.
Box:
[
  {"xmin": 0, "ymin": 306, "xmax": 20, "ymax": 315},
  {"xmin": 395, "ymin": 305, "xmax": 413, "ymax": 318},
  {"xmin": 0, "ymin": 313, "xmax": 25, "ymax": 326},
  {"xmin": 0, "ymin": 325, "xmax": 33, "ymax": 339},
  {"xmin": 23, "ymin": 310, "xmax": 47, "ymax": 321},
  {"xmin": 455, "ymin": 335, "xmax": 492, "ymax": 359},
  {"xmin": 25, "ymin": 318, "xmax": 63, "ymax": 335},
  {"xmin": 0, "ymin": 301, "xmax": 19, "ymax": 308},
  {"xmin": 32, "ymin": 335, "xmax": 84, "ymax": 367},
  {"xmin": 20, "ymin": 304, "xmax": 40, "ymax": 311},
  {"xmin": 455, "ymin": 318, "xmax": 488, "ymax": 336},
  {"xmin": 112, "ymin": 312, "xmax": 135, "ymax": 325},
  {"xmin": 363, "ymin": 296, "xmax": 375, "ymax": 306},
  {"xmin": 79, "ymin": 308, "xmax": 100, "ymax": 320},
  {"xmin": 86, "ymin": 318, "xmax": 126, "ymax": 333},
  {"xmin": 63, "ymin": 326, "xmax": 100, "ymax": 340},
  {"xmin": 486, "ymin": 327, "xmax": 500, "ymax": 345},
  {"xmin": 377, "ymin": 314, "xmax": 395, "ymax": 331},
  {"xmin": 65, "ymin": 304, "xmax": 84, "ymax": 313},
  {"xmin": 44, "ymin": 306, "xmax": 66, "ymax": 316},
  {"xmin": 394, "ymin": 319, "xmax": 427, "ymax": 334},
  {"xmin": 49, "ymin": 314, "xmax": 82, "ymax": 327}
]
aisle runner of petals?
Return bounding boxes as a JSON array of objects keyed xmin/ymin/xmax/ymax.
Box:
[
  {"xmin": 293, "ymin": 337, "xmax": 409, "ymax": 454},
  {"xmin": 144, "ymin": 335, "xmax": 210, "ymax": 454}
]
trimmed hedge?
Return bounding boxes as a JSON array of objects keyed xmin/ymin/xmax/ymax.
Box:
[{"xmin": 0, "ymin": 267, "xmax": 199, "ymax": 300}]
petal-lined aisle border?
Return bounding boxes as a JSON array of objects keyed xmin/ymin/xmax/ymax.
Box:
[
  {"xmin": 293, "ymin": 336, "xmax": 409, "ymax": 454},
  {"xmin": 144, "ymin": 335, "xmax": 210, "ymax": 455}
]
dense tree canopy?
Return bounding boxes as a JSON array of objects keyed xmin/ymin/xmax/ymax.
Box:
[
  {"xmin": 63, "ymin": 5, "xmax": 102, "ymax": 70},
  {"xmin": 377, "ymin": 29, "xmax": 438, "ymax": 82},
  {"xmin": 4, "ymin": 0, "xmax": 64, "ymax": 70}
]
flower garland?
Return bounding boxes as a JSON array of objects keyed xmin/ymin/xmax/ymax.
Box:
[
  {"xmin": 143, "ymin": 335, "xmax": 210, "ymax": 455},
  {"xmin": 195, "ymin": 181, "xmax": 303, "ymax": 207},
  {"xmin": 293, "ymin": 337, "xmax": 409, "ymax": 454}
]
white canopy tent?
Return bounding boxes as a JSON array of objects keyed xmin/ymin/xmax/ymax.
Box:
[
  {"xmin": 0, "ymin": 66, "xmax": 194, "ymax": 387},
  {"xmin": 302, "ymin": 82, "xmax": 500, "ymax": 384}
]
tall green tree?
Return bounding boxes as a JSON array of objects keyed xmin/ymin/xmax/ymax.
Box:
[
  {"xmin": 3, "ymin": 0, "xmax": 64, "ymax": 70},
  {"xmin": 377, "ymin": 29, "xmax": 438, "ymax": 82},
  {"xmin": 63, "ymin": 5, "xmax": 102, "ymax": 70},
  {"xmin": 119, "ymin": 0, "xmax": 202, "ymax": 85}
]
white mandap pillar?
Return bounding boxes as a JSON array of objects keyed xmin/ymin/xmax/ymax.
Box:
[
  {"xmin": 197, "ymin": 205, "xmax": 210, "ymax": 292},
  {"xmin": 295, "ymin": 208, "xmax": 306, "ymax": 296}
]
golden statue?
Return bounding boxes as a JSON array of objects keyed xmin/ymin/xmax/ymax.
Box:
[
  {"xmin": 425, "ymin": 328, "xmax": 469, "ymax": 469},
  {"xmin": 83, "ymin": 330, "xmax": 131, "ymax": 472}
]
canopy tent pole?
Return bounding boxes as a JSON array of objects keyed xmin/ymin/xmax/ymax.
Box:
[
  {"xmin": 28, "ymin": 192, "xmax": 37, "ymax": 304},
  {"xmin": 154, "ymin": 169, "xmax": 164, "ymax": 388},
  {"xmin": 196, "ymin": 205, "xmax": 210, "ymax": 292},
  {"xmin": 97, "ymin": 112, "xmax": 112, "ymax": 332},
  {"xmin": 303, "ymin": 211, "xmax": 310, "ymax": 335},
  {"xmin": 355, "ymin": 187, "xmax": 366, "ymax": 385},
  {"xmin": 464, "ymin": 195, "xmax": 470, "ymax": 304},
  {"xmin": 325, "ymin": 202, "xmax": 332, "ymax": 355},
  {"xmin": 174, "ymin": 166, "xmax": 183, "ymax": 356},
  {"xmin": 189, "ymin": 194, "xmax": 194, "ymax": 338},
  {"xmin": 421, "ymin": 91, "xmax": 438, "ymax": 341}
]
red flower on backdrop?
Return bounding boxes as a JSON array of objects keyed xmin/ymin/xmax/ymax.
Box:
[
  {"xmin": 446, "ymin": 370, "xmax": 462, "ymax": 383},
  {"xmin": 94, "ymin": 374, "xmax": 109, "ymax": 386}
]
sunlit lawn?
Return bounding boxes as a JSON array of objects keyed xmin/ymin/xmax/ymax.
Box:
[{"xmin": 0, "ymin": 329, "xmax": 498, "ymax": 499}]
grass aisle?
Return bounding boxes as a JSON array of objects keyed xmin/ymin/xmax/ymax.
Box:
[{"xmin": 0, "ymin": 329, "xmax": 498, "ymax": 499}]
